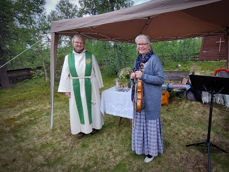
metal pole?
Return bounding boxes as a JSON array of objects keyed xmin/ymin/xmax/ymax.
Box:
[{"xmin": 50, "ymin": 33, "xmax": 58, "ymax": 129}]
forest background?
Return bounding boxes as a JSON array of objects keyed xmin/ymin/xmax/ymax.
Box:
[{"xmin": 0, "ymin": 0, "xmax": 203, "ymax": 89}]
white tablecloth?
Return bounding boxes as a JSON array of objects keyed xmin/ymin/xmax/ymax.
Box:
[{"xmin": 100, "ymin": 87, "xmax": 133, "ymax": 119}]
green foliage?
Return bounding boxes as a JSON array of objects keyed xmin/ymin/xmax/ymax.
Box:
[
  {"xmin": 1, "ymin": 0, "xmax": 79, "ymax": 72},
  {"xmin": 82, "ymin": 37, "xmax": 203, "ymax": 77},
  {"xmin": 191, "ymin": 60, "xmax": 227, "ymax": 75},
  {"xmin": 100, "ymin": 73, "xmax": 116, "ymax": 90},
  {"xmin": 163, "ymin": 61, "xmax": 194, "ymax": 71},
  {"xmin": 77, "ymin": 1, "xmax": 135, "ymax": 77},
  {"xmin": 162, "ymin": 60, "xmax": 226, "ymax": 76},
  {"xmin": 0, "ymin": 0, "xmax": 223, "ymax": 83},
  {"xmin": 31, "ymin": 70, "xmax": 45, "ymax": 79},
  {"xmin": 0, "ymin": 0, "xmax": 45, "ymax": 88},
  {"xmin": 0, "ymin": 0, "xmax": 14, "ymax": 55},
  {"xmin": 53, "ymin": 36, "xmax": 211, "ymax": 79},
  {"xmin": 0, "ymin": 0, "xmax": 45, "ymax": 63},
  {"xmin": 153, "ymin": 38, "xmax": 202, "ymax": 65},
  {"xmin": 1, "ymin": 0, "xmax": 205, "ymax": 83},
  {"xmin": 85, "ymin": 40, "xmax": 135, "ymax": 76},
  {"xmin": 196, "ymin": 61, "xmax": 227, "ymax": 71},
  {"xmin": 79, "ymin": 0, "xmax": 134, "ymax": 15},
  {"xmin": 56, "ymin": 0, "xmax": 78, "ymax": 19}
]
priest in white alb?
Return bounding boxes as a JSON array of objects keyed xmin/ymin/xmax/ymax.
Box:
[{"xmin": 58, "ymin": 34, "xmax": 104, "ymax": 139}]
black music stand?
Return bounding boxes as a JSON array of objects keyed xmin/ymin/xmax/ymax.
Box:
[{"xmin": 186, "ymin": 75, "xmax": 229, "ymax": 172}]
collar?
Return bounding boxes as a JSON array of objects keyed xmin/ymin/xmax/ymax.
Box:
[{"xmin": 73, "ymin": 49, "xmax": 85, "ymax": 54}]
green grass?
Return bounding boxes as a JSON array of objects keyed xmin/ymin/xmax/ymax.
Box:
[
  {"xmin": 163, "ymin": 60, "xmax": 226, "ymax": 75},
  {"xmin": 0, "ymin": 62, "xmax": 229, "ymax": 172}
]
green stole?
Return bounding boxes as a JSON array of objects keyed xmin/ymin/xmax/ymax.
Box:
[{"xmin": 68, "ymin": 51, "xmax": 92, "ymax": 124}]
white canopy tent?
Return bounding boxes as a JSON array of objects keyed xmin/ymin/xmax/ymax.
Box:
[{"xmin": 50, "ymin": 0, "xmax": 229, "ymax": 128}]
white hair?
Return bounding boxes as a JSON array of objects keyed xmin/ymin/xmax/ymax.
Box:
[
  {"xmin": 72, "ymin": 34, "xmax": 85, "ymax": 44},
  {"xmin": 135, "ymin": 34, "xmax": 152, "ymax": 50}
]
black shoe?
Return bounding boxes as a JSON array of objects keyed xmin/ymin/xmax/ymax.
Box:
[
  {"xmin": 90, "ymin": 129, "xmax": 97, "ymax": 135},
  {"xmin": 77, "ymin": 133, "xmax": 85, "ymax": 139}
]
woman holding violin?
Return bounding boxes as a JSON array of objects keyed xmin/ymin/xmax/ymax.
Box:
[{"xmin": 130, "ymin": 34, "xmax": 164, "ymax": 163}]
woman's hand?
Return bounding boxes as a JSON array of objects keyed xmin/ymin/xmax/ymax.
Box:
[
  {"xmin": 65, "ymin": 92, "xmax": 71, "ymax": 98},
  {"xmin": 130, "ymin": 72, "xmax": 136, "ymax": 79},
  {"xmin": 135, "ymin": 71, "xmax": 142, "ymax": 79}
]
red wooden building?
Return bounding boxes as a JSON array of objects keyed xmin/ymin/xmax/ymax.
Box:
[{"xmin": 199, "ymin": 34, "xmax": 228, "ymax": 61}]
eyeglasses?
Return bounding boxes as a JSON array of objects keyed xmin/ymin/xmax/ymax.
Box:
[
  {"xmin": 73, "ymin": 41, "xmax": 84, "ymax": 45},
  {"xmin": 137, "ymin": 43, "xmax": 148, "ymax": 46}
]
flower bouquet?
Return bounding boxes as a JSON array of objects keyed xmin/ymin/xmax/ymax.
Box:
[{"xmin": 115, "ymin": 67, "xmax": 132, "ymax": 91}]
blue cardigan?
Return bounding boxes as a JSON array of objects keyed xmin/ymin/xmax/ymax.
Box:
[{"xmin": 134, "ymin": 54, "xmax": 164, "ymax": 120}]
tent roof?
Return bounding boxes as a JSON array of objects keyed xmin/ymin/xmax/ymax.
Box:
[
  {"xmin": 49, "ymin": 0, "xmax": 229, "ymax": 128},
  {"xmin": 50, "ymin": 0, "xmax": 229, "ymax": 43}
]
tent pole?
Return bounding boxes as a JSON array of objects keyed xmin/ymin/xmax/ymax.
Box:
[
  {"xmin": 227, "ymin": 34, "xmax": 229, "ymax": 69},
  {"xmin": 226, "ymin": 26, "xmax": 229, "ymax": 69},
  {"xmin": 50, "ymin": 32, "xmax": 58, "ymax": 129}
]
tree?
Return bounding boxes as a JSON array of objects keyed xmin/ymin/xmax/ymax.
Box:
[
  {"xmin": 20, "ymin": 0, "xmax": 79, "ymax": 83},
  {"xmin": 78, "ymin": 0, "xmax": 134, "ymax": 75},
  {"xmin": 0, "ymin": 0, "xmax": 13, "ymax": 88},
  {"xmin": 56, "ymin": 0, "xmax": 78, "ymax": 19},
  {"xmin": 50, "ymin": 0, "xmax": 79, "ymax": 46},
  {"xmin": 0, "ymin": 0, "xmax": 45, "ymax": 88},
  {"xmin": 152, "ymin": 38, "xmax": 202, "ymax": 65},
  {"xmin": 79, "ymin": 0, "xmax": 133, "ymax": 16}
]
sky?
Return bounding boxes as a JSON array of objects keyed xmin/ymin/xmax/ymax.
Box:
[{"xmin": 45, "ymin": 0, "xmax": 151, "ymax": 14}]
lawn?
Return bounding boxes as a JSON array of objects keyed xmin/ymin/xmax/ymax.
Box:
[{"xmin": 0, "ymin": 61, "xmax": 228, "ymax": 172}]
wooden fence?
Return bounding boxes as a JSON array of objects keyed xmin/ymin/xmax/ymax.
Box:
[{"xmin": 1, "ymin": 67, "xmax": 42, "ymax": 86}]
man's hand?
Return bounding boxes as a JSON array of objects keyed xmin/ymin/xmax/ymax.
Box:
[{"xmin": 65, "ymin": 92, "xmax": 71, "ymax": 98}]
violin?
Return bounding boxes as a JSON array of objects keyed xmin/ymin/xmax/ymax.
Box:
[{"xmin": 136, "ymin": 63, "xmax": 144, "ymax": 112}]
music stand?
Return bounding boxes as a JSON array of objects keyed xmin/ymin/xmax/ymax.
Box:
[{"xmin": 186, "ymin": 74, "xmax": 229, "ymax": 172}]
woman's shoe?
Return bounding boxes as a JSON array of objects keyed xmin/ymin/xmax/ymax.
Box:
[{"xmin": 144, "ymin": 156, "xmax": 154, "ymax": 163}]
